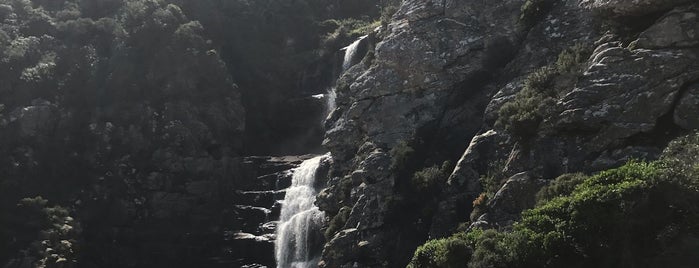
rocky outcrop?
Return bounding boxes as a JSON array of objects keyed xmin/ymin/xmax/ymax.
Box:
[
  {"xmin": 317, "ymin": 0, "xmax": 699, "ymax": 267},
  {"xmin": 324, "ymin": 0, "xmax": 524, "ymax": 162},
  {"xmin": 472, "ymin": 172, "xmax": 548, "ymax": 228}
]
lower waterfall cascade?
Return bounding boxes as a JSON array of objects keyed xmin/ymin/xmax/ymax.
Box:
[{"xmin": 274, "ymin": 154, "xmax": 329, "ymax": 268}]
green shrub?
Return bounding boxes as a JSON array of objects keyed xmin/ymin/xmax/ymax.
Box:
[
  {"xmin": 535, "ymin": 172, "xmax": 587, "ymax": 205},
  {"xmin": 412, "ymin": 164, "xmax": 448, "ymax": 193},
  {"xmin": 415, "ymin": 134, "xmax": 699, "ymax": 268},
  {"xmin": 15, "ymin": 197, "xmax": 82, "ymax": 268},
  {"xmin": 469, "ymin": 160, "xmax": 699, "ymax": 267},
  {"xmin": 555, "ymin": 43, "xmax": 591, "ymax": 73},
  {"xmin": 324, "ymin": 206, "xmax": 352, "ymax": 240},
  {"xmin": 408, "ymin": 230, "xmax": 482, "ymax": 268}
]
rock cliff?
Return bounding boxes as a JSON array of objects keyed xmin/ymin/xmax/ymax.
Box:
[{"xmin": 318, "ymin": 0, "xmax": 699, "ymax": 267}]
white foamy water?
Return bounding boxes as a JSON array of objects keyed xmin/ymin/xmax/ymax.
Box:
[
  {"xmin": 325, "ymin": 87, "xmax": 337, "ymax": 120},
  {"xmin": 275, "ymin": 155, "xmax": 328, "ymax": 268},
  {"xmin": 341, "ymin": 35, "xmax": 367, "ymax": 72},
  {"xmin": 326, "ymin": 35, "xmax": 368, "ymax": 120}
]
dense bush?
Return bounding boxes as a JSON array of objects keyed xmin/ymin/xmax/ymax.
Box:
[
  {"xmin": 534, "ymin": 172, "xmax": 586, "ymax": 205},
  {"xmin": 2, "ymin": 197, "xmax": 81, "ymax": 268},
  {"xmin": 390, "ymin": 140, "xmax": 416, "ymax": 172},
  {"xmin": 411, "ymin": 162, "xmax": 452, "ymax": 194},
  {"xmin": 410, "ymin": 133, "xmax": 699, "ymax": 268},
  {"xmin": 408, "ymin": 230, "xmax": 482, "ymax": 268}
]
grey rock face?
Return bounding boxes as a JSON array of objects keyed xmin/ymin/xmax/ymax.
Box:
[
  {"xmin": 324, "ymin": 0, "xmax": 522, "ymax": 160},
  {"xmin": 317, "ymin": 0, "xmax": 699, "ymax": 267},
  {"xmin": 636, "ymin": 4, "xmax": 699, "ymax": 49},
  {"xmin": 556, "ymin": 41, "xmax": 699, "ymax": 152},
  {"xmin": 477, "ymin": 172, "xmax": 548, "ymax": 227},
  {"xmin": 318, "ymin": 0, "xmax": 538, "ymax": 264},
  {"xmin": 581, "ymin": 0, "xmax": 692, "ymax": 16},
  {"xmin": 675, "ymin": 83, "xmax": 699, "ymax": 129}
]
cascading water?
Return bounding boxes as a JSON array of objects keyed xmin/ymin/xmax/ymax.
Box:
[
  {"xmin": 276, "ymin": 35, "xmax": 366, "ymax": 267},
  {"xmin": 275, "ymin": 155, "xmax": 328, "ymax": 268},
  {"xmin": 342, "ymin": 35, "xmax": 368, "ymax": 72},
  {"xmin": 326, "ymin": 35, "xmax": 368, "ymax": 118}
]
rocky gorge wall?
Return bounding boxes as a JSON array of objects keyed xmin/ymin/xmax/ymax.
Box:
[
  {"xmin": 316, "ymin": 0, "xmax": 699, "ymax": 267},
  {"xmin": 1, "ymin": 0, "xmax": 697, "ymax": 267}
]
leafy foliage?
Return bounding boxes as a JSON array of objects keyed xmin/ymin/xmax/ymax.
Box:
[
  {"xmin": 534, "ymin": 173, "xmax": 587, "ymax": 205},
  {"xmin": 3, "ymin": 197, "xmax": 82, "ymax": 268},
  {"xmin": 410, "ymin": 133, "xmax": 699, "ymax": 268},
  {"xmin": 390, "ymin": 140, "xmax": 416, "ymax": 172},
  {"xmin": 408, "ymin": 230, "xmax": 483, "ymax": 268},
  {"xmin": 411, "ymin": 162, "xmax": 451, "ymax": 194}
]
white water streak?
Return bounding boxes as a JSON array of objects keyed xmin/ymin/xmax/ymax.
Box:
[
  {"xmin": 275, "ymin": 155, "xmax": 327, "ymax": 268},
  {"xmin": 326, "ymin": 35, "xmax": 368, "ymax": 120},
  {"xmin": 341, "ymin": 35, "xmax": 367, "ymax": 72}
]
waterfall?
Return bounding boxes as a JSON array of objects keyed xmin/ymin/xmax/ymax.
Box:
[
  {"xmin": 325, "ymin": 87, "xmax": 336, "ymax": 119},
  {"xmin": 275, "ymin": 155, "xmax": 328, "ymax": 268},
  {"xmin": 341, "ymin": 35, "xmax": 368, "ymax": 72},
  {"xmin": 326, "ymin": 35, "xmax": 368, "ymax": 119}
]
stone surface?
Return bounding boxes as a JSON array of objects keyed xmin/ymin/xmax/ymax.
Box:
[
  {"xmin": 555, "ymin": 41, "xmax": 699, "ymax": 152},
  {"xmin": 674, "ymin": 83, "xmax": 699, "ymax": 129},
  {"xmin": 581, "ymin": 0, "xmax": 692, "ymax": 16},
  {"xmin": 478, "ymin": 172, "xmax": 548, "ymax": 227},
  {"xmin": 318, "ymin": 0, "xmax": 600, "ymax": 266},
  {"xmin": 636, "ymin": 4, "xmax": 699, "ymax": 49}
]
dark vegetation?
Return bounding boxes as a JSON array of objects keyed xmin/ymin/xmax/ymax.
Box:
[
  {"xmin": 0, "ymin": 0, "xmax": 395, "ymax": 267},
  {"xmin": 409, "ymin": 132, "xmax": 699, "ymax": 268},
  {"xmin": 172, "ymin": 0, "xmax": 397, "ymax": 154}
]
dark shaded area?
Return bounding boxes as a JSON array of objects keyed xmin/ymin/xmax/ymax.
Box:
[
  {"xmin": 0, "ymin": 0, "xmax": 388, "ymax": 267},
  {"xmin": 173, "ymin": 0, "xmax": 385, "ymax": 155}
]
